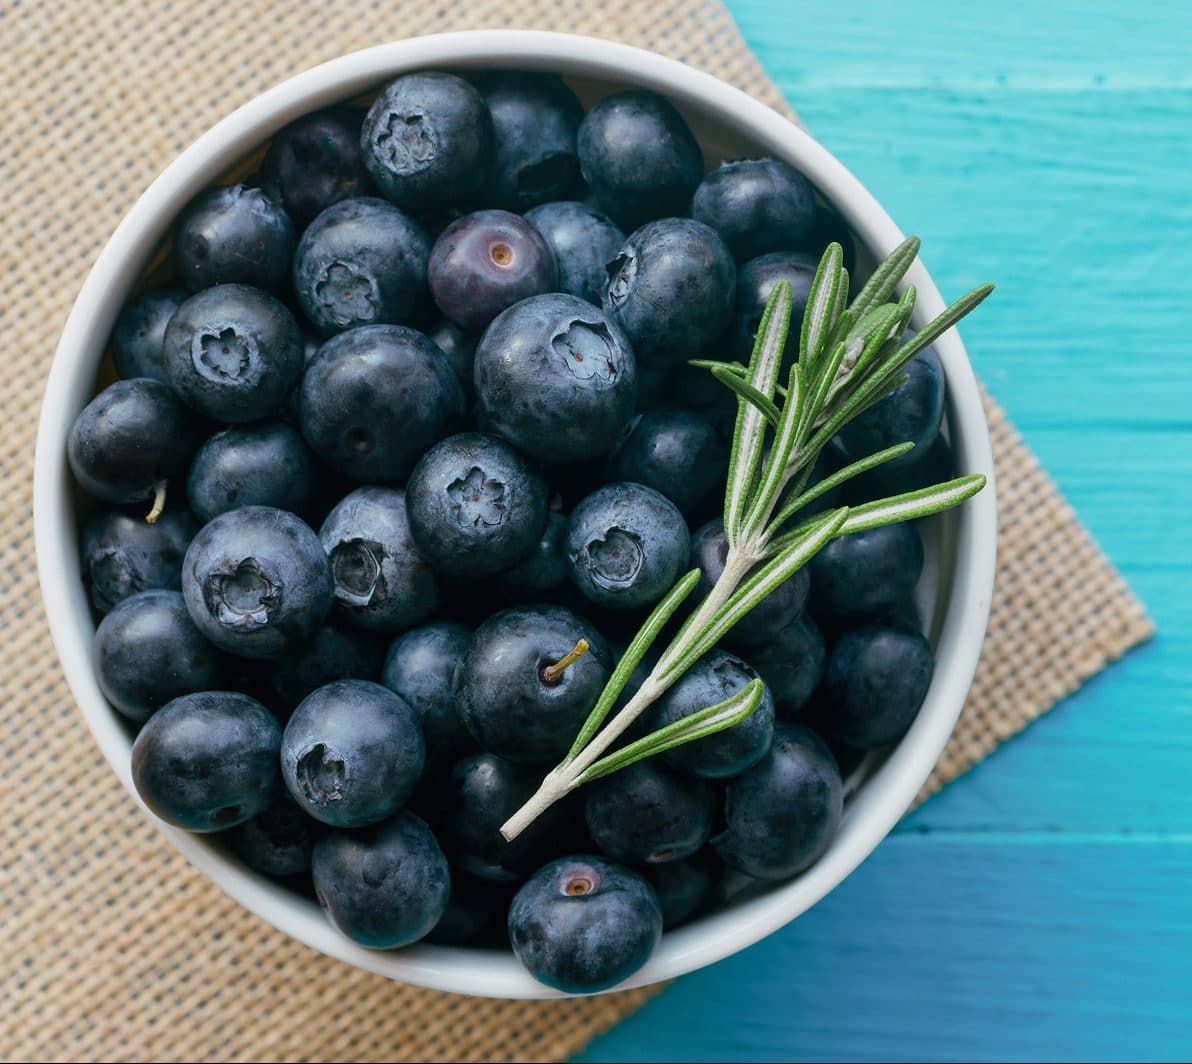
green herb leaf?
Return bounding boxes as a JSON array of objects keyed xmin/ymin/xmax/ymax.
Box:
[
  {"xmin": 849, "ymin": 235, "xmax": 920, "ymax": 316},
  {"xmin": 578, "ymin": 680, "xmax": 766, "ymax": 782},
  {"xmin": 724, "ymin": 280, "xmax": 793, "ymax": 544}
]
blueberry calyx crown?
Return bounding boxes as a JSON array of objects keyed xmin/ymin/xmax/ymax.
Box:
[
  {"xmin": 376, "ymin": 110, "xmax": 436, "ymax": 172},
  {"xmin": 204, "ymin": 557, "xmax": 281, "ymax": 629},
  {"xmin": 586, "ymin": 528, "xmax": 644, "ymax": 588},
  {"xmin": 551, "ymin": 320, "xmax": 617, "ymax": 383},
  {"xmin": 314, "ymin": 262, "xmax": 381, "ymax": 325},
  {"xmin": 193, "ymin": 324, "xmax": 255, "ymax": 382},
  {"xmin": 329, "ymin": 538, "xmax": 383, "ymax": 606},
  {"xmin": 295, "ymin": 743, "xmax": 346, "ymax": 805},
  {"xmin": 604, "ymin": 251, "xmax": 635, "ymax": 306},
  {"xmin": 447, "ymin": 466, "xmax": 508, "ymax": 527}
]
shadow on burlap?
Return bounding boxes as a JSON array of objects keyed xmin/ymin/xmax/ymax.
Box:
[{"xmin": 0, "ymin": 1, "xmax": 1153, "ymax": 1059}]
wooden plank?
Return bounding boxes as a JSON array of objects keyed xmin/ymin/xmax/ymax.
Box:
[
  {"xmin": 580, "ymin": 836, "xmax": 1192, "ymax": 1062},
  {"xmin": 775, "ymin": 89, "xmax": 1192, "ymax": 434},
  {"xmin": 727, "ymin": 0, "xmax": 1192, "ymax": 88}
]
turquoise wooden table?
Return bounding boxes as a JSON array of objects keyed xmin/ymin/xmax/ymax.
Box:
[{"xmin": 580, "ymin": 2, "xmax": 1192, "ymax": 1060}]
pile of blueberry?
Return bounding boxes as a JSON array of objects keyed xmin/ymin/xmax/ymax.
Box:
[{"xmin": 68, "ymin": 70, "xmax": 951, "ymax": 993}]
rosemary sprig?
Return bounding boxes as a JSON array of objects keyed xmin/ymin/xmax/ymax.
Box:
[{"xmin": 500, "ymin": 238, "xmax": 992, "ymax": 841}]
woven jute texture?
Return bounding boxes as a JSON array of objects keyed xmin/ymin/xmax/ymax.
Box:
[{"xmin": 0, "ymin": 1, "xmax": 1154, "ymax": 1061}]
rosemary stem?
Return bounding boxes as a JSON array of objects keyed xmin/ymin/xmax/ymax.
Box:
[
  {"xmin": 499, "ymin": 546, "xmax": 757, "ymax": 841},
  {"xmin": 497, "ymin": 768, "xmax": 573, "ymax": 841}
]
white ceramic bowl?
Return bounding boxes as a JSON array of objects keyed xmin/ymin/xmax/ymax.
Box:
[{"xmin": 34, "ymin": 30, "xmax": 997, "ymax": 998}]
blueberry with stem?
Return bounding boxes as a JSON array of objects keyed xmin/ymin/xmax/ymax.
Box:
[
  {"xmin": 456, "ymin": 605, "xmax": 611, "ymax": 764},
  {"xmin": 67, "ymin": 378, "xmax": 201, "ymax": 515},
  {"xmin": 81, "ymin": 506, "xmax": 197, "ymax": 614}
]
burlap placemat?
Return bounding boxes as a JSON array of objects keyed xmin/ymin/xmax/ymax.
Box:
[{"xmin": 0, "ymin": 1, "xmax": 1153, "ymax": 1060}]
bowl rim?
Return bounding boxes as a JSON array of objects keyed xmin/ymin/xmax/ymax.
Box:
[{"xmin": 33, "ymin": 29, "xmax": 997, "ymax": 999}]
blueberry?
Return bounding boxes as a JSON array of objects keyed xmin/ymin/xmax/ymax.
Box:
[
  {"xmin": 111, "ymin": 286, "xmax": 189, "ymax": 383},
  {"xmin": 646, "ymin": 649, "xmax": 775, "ymax": 779},
  {"xmin": 480, "ymin": 72, "xmax": 583, "ymax": 209},
  {"xmin": 691, "ymin": 158, "xmax": 816, "ymax": 262},
  {"xmin": 381, "ymin": 621, "xmax": 471, "ymax": 761},
  {"xmin": 182, "ymin": 506, "xmax": 332, "ymax": 658},
  {"xmin": 834, "ymin": 347, "xmax": 946, "ymax": 470},
  {"xmin": 360, "ymin": 72, "xmax": 494, "ymax": 211},
  {"xmin": 131, "ymin": 690, "xmax": 281, "ymax": 832},
  {"xmin": 690, "ymin": 517, "xmax": 808, "ymax": 646},
  {"xmin": 496, "ymin": 510, "xmax": 569, "ymax": 601},
  {"xmin": 733, "ymin": 251, "xmax": 817, "ymax": 368},
  {"xmin": 81, "ymin": 505, "xmax": 198, "ymax": 613},
  {"xmin": 406, "ymin": 432, "xmax": 548, "ymax": 578},
  {"xmin": 163, "ymin": 284, "xmax": 303, "ymax": 423},
  {"xmin": 474, "ymin": 293, "xmax": 637, "ymax": 464},
  {"xmin": 606, "ymin": 408, "xmax": 727, "ymax": 518},
  {"xmin": 508, "ymin": 855, "xmax": 662, "ymax": 993},
  {"xmin": 94, "ymin": 589, "xmax": 220, "ymax": 723},
  {"xmin": 312, "ymin": 810, "xmax": 450, "ymax": 949},
  {"xmin": 577, "ymin": 90, "xmax": 702, "ymax": 228},
  {"xmin": 822, "ymin": 623, "xmax": 934, "ymax": 748},
  {"xmin": 298, "ymin": 324, "xmax": 463, "ymax": 482},
  {"xmin": 435, "ymin": 751, "xmax": 585, "ymax": 883},
  {"xmin": 748, "ymin": 613, "xmax": 826, "ymax": 715},
  {"xmin": 173, "ymin": 183, "xmax": 295, "ymax": 292},
  {"xmin": 426, "ymin": 318, "xmax": 477, "ymax": 399},
  {"xmin": 712, "ymin": 723, "xmax": 843, "ymax": 880},
  {"xmin": 292, "ymin": 197, "xmax": 430, "ymax": 336},
  {"xmin": 67, "ymin": 379, "xmax": 201, "ymax": 506},
  {"xmin": 227, "ymin": 795, "xmax": 320, "ymax": 878},
  {"xmin": 281, "ymin": 679, "xmax": 424, "ymax": 828},
  {"xmin": 457, "ymin": 604, "xmax": 611, "ymax": 764},
  {"xmin": 524, "ymin": 201, "xmax": 626, "ymax": 306},
  {"xmin": 804, "ymin": 202, "xmax": 857, "ymax": 274},
  {"xmin": 566, "ymin": 482, "xmax": 689, "ymax": 611},
  {"xmin": 645, "ymin": 849, "xmax": 719, "ymax": 929},
  {"xmin": 584, "ymin": 761, "xmax": 716, "ymax": 865},
  {"xmin": 603, "ymin": 218, "xmax": 736, "ymax": 369},
  {"xmin": 265, "ymin": 624, "xmax": 384, "ymax": 716},
  {"xmin": 428, "ymin": 209, "xmax": 558, "ymax": 332},
  {"xmin": 319, "ymin": 487, "xmax": 441, "ymax": 635},
  {"xmin": 808, "ymin": 522, "xmax": 923, "ymax": 622},
  {"xmin": 186, "ymin": 421, "xmax": 315, "ymax": 522},
  {"xmin": 260, "ymin": 108, "xmax": 372, "ymax": 226},
  {"xmin": 426, "ymin": 875, "xmax": 515, "ymax": 947}
]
